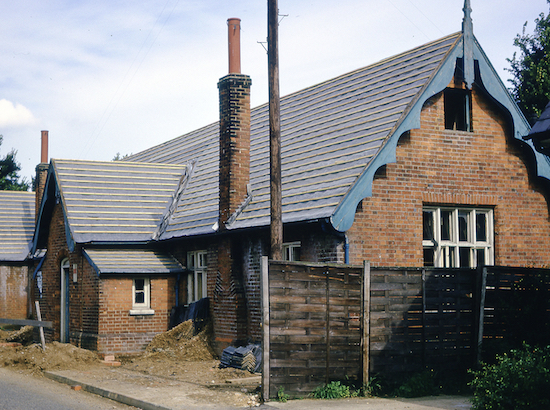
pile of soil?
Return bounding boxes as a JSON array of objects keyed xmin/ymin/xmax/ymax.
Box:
[
  {"xmin": 143, "ymin": 320, "xmax": 216, "ymax": 361},
  {"xmin": 0, "ymin": 341, "xmax": 100, "ymax": 376},
  {"xmin": 0, "ymin": 322, "xmax": 260, "ymax": 406}
]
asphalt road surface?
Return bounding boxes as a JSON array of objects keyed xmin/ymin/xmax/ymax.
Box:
[{"xmin": 0, "ymin": 368, "xmax": 136, "ymax": 410}]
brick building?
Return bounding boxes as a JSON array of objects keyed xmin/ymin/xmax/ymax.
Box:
[
  {"xmin": 28, "ymin": 3, "xmax": 550, "ymax": 354},
  {"xmin": 0, "ymin": 191, "xmax": 35, "ymax": 320}
]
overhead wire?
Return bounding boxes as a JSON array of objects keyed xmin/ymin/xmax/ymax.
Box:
[{"xmin": 79, "ymin": 0, "xmax": 181, "ymax": 158}]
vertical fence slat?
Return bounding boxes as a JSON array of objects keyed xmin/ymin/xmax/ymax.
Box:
[
  {"xmin": 261, "ymin": 256, "xmax": 270, "ymax": 401},
  {"xmin": 325, "ymin": 269, "xmax": 330, "ymax": 385},
  {"xmin": 476, "ymin": 267, "xmax": 487, "ymax": 366},
  {"xmin": 421, "ymin": 269, "xmax": 426, "ymax": 368},
  {"xmin": 362, "ymin": 261, "xmax": 370, "ymax": 386}
]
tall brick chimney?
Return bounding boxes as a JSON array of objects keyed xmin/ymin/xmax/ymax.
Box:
[
  {"xmin": 218, "ymin": 18, "xmax": 252, "ymax": 229},
  {"xmin": 35, "ymin": 130, "xmax": 49, "ymax": 220},
  {"xmin": 214, "ymin": 18, "xmax": 251, "ymax": 353}
]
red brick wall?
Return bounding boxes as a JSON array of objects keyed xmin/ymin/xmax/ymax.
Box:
[
  {"xmin": 0, "ymin": 264, "xmax": 29, "ymax": 319},
  {"xmin": 97, "ymin": 276, "xmax": 175, "ymax": 354},
  {"xmin": 347, "ymin": 85, "xmax": 550, "ymax": 268},
  {"xmin": 35, "ymin": 203, "xmax": 176, "ymax": 354}
]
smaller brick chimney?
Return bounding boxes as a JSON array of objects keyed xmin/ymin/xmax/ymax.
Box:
[
  {"xmin": 218, "ymin": 18, "xmax": 252, "ymax": 229},
  {"xmin": 35, "ymin": 130, "xmax": 49, "ymax": 220}
]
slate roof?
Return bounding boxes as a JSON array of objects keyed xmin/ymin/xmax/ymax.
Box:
[
  {"xmin": 127, "ymin": 33, "xmax": 462, "ymax": 239},
  {"xmin": 528, "ymin": 101, "xmax": 550, "ymax": 139},
  {"xmin": 83, "ymin": 248, "xmax": 184, "ymax": 274},
  {"xmin": 0, "ymin": 190, "xmax": 35, "ymax": 261},
  {"xmin": 36, "ymin": 159, "xmax": 188, "ymax": 247}
]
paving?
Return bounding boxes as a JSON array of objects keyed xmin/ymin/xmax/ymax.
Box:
[{"xmin": 44, "ymin": 367, "xmax": 472, "ymax": 410}]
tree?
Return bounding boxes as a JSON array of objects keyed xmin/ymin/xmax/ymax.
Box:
[
  {"xmin": 507, "ymin": 1, "xmax": 550, "ymax": 125},
  {"xmin": 0, "ymin": 135, "xmax": 30, "ymax": 191}
]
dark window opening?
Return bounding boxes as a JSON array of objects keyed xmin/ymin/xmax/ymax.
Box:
[{"xmin": 444, "ymin": 88, "xmax": 472, "ymax": 131}]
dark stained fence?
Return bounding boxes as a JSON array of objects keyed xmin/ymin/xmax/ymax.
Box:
[
  {"xmin": 261, "ymin": 259, "xmax": 367, "ymax": 398},
  {"xmin": 483, "ymin": 266, "xmax": 550, "ymax": 356},
  {"xmin": 369, "ymin": 268, "xmax": 478, "ymax": 378},
  {"xmin": 261, "ymin": 261, "xmax": 550, "ymax": 399}
]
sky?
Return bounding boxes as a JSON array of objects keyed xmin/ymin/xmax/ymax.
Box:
[{"xmin": 1, "ymin": 0, "xmax": 549, "ymax": 183}]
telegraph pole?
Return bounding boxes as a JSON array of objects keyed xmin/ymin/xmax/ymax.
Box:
[{"xmin": 268, "ymin": 0, "xmax": 282, "ymax": 260}]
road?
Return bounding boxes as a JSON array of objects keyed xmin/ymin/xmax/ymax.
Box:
[{"xmin": 0, "ymin": 368, "xmax": 136, "ymax": 410}]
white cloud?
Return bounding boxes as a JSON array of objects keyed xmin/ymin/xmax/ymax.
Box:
[{"xmin": 0, "ymin": 99, "xmax": 37, "ymax": 127}]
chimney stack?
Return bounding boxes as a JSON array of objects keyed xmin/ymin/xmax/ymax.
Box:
[
  {"xmin": 228, "ymin": 18, "xmax": 241, "ymax": 74},
  {"xmin": 218, "ymin": 18, "xmax": 251, "ymax": 229},
  {"xmin": 35, "ymin": 131, "xmax": 49, "ymax": 220},
  {"xmin": 40, "ymin": 130, "xmax": 49, "ymax": 163}
]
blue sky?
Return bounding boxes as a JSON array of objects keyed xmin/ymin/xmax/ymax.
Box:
[{"xmin": 1, "ymin": 0, "xmax": 548, "ymax": 182}]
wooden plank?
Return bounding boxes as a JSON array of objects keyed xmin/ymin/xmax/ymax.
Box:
[
  {"xmin": 261, "ymin": 256, "xmax": 270, "ymax": 401},
  {"xmin": 0, "ymin": 318, "xmax": 52, "ymax": 328},
  {"xmin": 363, "ymin": 261, "xmax": 370, "ymax": 386}
]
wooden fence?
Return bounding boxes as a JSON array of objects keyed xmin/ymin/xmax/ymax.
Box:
[{"xmin": 261, "ymin": 259, "xmax": 550, "ymax": 399}]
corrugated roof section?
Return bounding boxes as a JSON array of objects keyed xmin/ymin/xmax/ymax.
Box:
[
  {"xmin": 0, "ymin": 190, "xmax": 35, "ymax": 261},
  {"xmin": 83, "ymin": 248, "xmax": 184, "ymax": 274},
  {"xmin": 53, "ymin": 159, "xmax": 188, "ymax": 244},
  {"xmin": 126, "ymin": 33, "xmax": 461, "ymax": 238}
]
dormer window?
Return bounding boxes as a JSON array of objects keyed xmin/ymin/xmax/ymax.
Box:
[{"xmin": 444, "ymin": 88, "xmax": 472, "ymax": 132}]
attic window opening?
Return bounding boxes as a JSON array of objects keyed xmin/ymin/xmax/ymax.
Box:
[{"xmin": 444, "ymin": 88, "xmax": 472, "ymax": 132}]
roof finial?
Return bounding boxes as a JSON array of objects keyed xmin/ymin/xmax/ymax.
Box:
[{"xmin": 462, "ymin": 0, "xmax": 474, "ymax": 89}]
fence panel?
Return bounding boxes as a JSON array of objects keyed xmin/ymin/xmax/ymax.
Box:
[{"xmin": 265, "ymin": 261, "xmax": 364, "ymax": 398}]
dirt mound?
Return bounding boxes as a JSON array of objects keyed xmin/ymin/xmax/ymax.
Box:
[
  {"xmin": 143, "ymin": 320, "xmax": 216, "ymax": 361},
  {"xmin": 1, "ymin": 341, "xmax": 100, "ymax": 375},
  {"xmin": 6, "ymin": 325, "xmax": 34, "ymax": 344}
]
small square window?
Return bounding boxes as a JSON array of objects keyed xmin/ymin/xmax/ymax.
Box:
[
  {"xmin": 130, "ymin": 278, "xmax": 154, "ymax": 315},
  {"xmin": 283, "ymin": 242, "xmax": 301, "ymax": 262}
]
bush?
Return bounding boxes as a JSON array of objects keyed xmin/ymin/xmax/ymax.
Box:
[
  {"xmin": 393, "ymin": 369, "xmax": 439, "ymax": 398},
  {"xmin": 469, "ymin": 344, "xmax": 550, "ymax": 409},
  {"xmin": 311, "ymin": 381, "xmax": 351, "ymax": 399}
]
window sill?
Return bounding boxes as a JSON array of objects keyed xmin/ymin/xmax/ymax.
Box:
[{"xmin": 129, "ymin": 309, "xmax": 155, "ymax": 316}]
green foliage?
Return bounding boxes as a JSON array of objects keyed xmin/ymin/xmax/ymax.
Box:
[
  {"xmin": 363, "ymin": 376, "xmax": 383, "ymax": 397},
  {"xmin": 112, "ymin": 152, "xmax": 131, "ymax": 161},
  {"xmin": 469, "ymin": 344, "xmax": 550, "ymax": 410},
  {"xmin": 276, "ymin": 386, "xmax": 290, "ymax": 402},
  {"xmin": 0, "ymin": 135, "xmax": 29, "ymax": 191},
  {"xmin": 393, "ymin": 369, "xmax": 439, "ymax": 398},
  {"xmin": 507, "ymin": 1, "xmax": 550, "ymax": 124},
  {"xmin": 311, "ymin": 381, "xmax": 351, "ymax": 399}
]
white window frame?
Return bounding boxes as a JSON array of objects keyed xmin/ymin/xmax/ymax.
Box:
[
  {"xmin": 187, "ymin": 250, "xmax": 207, "ymax": 304},
  {"xmin": 130, "ymin": 277, "xmax": 154, "ymax": 315},
  {"xmin": 423, "ymin": 206, "xmax": 494, "ymax": 268},
  {"xmin": 282, "ymin": 241, "xmax": 301, "ymax": 262}
]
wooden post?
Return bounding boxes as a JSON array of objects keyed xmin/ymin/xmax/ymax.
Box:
[
  {"xmin": 362, "ymin": 261, "xmax": 371, "ymax": 387},
  {"xmin": 268, "ymin": 0, "xmax": 282, "ymax": 260},
  {"xmin": 476, "ymin": 267, "xmax": 487, "ymax": 366},
  {"xmin": 35, "ymin": 301, "xmax": 46, "ymax": 352},
  {"xmin": 421, "ymin": 269, "xmax": 427, "ymax": 368},
  {"xmin": 325, "ymin": 270, "xmax": 330, "ymax": 385},
  {"xmin": 260, "ymin": 256, "xmax": 270, "ymax": 401}
]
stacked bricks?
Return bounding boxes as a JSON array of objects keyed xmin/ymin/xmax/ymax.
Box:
[
  {"xmin": 214, "ymin": 73, "xmax": 252, "ymax": 352},
  {"xmin": 218, "ymin": 73, "xmax": 252, "ymax": 227},
  {"xmin": 347, "ymin": 83, "xmax": 550, "ymax": 268}
]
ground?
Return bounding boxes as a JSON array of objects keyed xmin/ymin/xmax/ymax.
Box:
[{"xmin": 0, "ymin": 322, "xmax": 261, "ymax": 408}]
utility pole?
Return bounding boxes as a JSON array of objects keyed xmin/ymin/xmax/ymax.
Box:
[{"xmin": 268, "ymin": 0, "xmax": 282, "ymax": 260}]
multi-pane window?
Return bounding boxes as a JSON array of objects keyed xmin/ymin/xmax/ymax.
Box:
[
  {"xmin": 423, "ymin": 207, "xmax": 493, "ymax": 268},
  {"xmin": 130, "ymin": 278, "xmax": 153, "ymax": 315},
  {"xmin": 282, "ymin": 242, "xmax": 301, "ymax": 262},
  {"xmin": 187, "ymin": 250, "xmax": 207, "ymax": 303}
]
